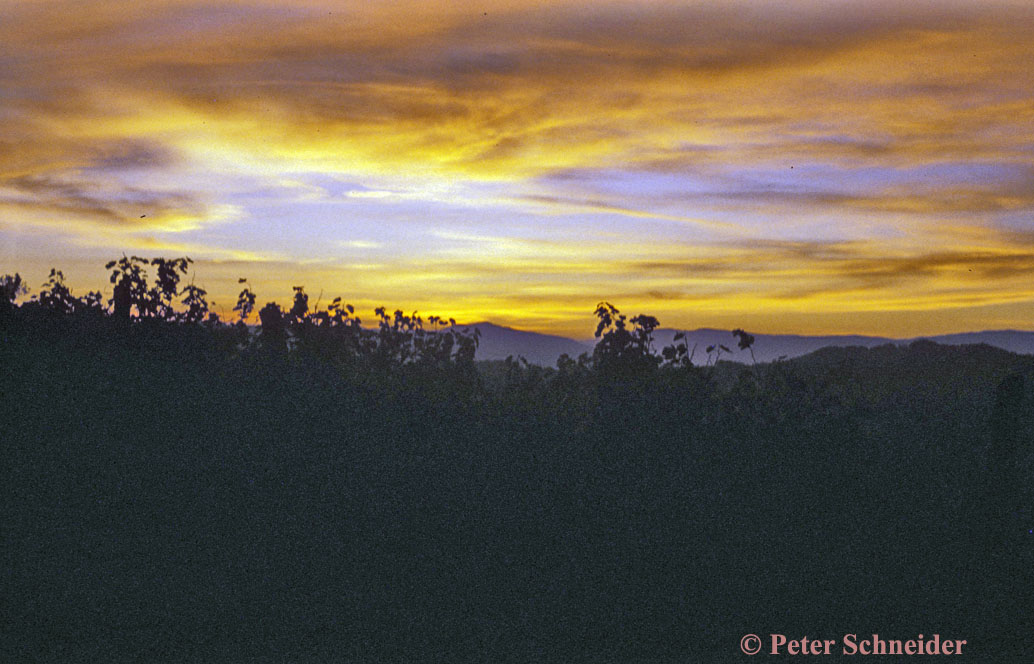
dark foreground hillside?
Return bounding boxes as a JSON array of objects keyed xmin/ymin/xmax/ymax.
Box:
[{"xmin": 1, "ymin": 279, "xmax": 1032, "ymax": 662}]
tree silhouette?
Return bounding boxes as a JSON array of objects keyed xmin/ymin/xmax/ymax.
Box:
[
  {"xmin": 591, "ymin": 302, "xmax": 660, "ymax": 374},
  {"xmin": 0, "ymin": 273, "xmax": 27, "ymax": 315},
  {"xmin": 1, "ymin": 257, "xmax": 1030, "ymax": 662},
  {"xmin": 233, "ymin": 279, "xmax": 256, "ymax": 324},
  {"xmin": 258, "ymin": 301, "xmax": 287, "ymax": 352}
]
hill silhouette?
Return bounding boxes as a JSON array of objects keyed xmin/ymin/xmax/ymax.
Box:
[
  {"xmin": 466, "ymin": 323, "xmax": 1034, "ymax": 366},
  {"xmin": 457, "ymin": 321, "xmax": 593, "ymax": 364}
]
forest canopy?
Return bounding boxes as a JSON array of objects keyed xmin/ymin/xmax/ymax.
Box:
[{"xmin": 1, "ymin": 257, "xmax": 1031, "ymax": 662}]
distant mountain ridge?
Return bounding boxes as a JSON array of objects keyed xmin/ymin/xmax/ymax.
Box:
[
  {"xmin": 457, "ymin": 322, "xmax": 593, "ymax": 366},
  {"xmin": 461, "ymin": 322, "xmax": 1034, "ymax": 366}
]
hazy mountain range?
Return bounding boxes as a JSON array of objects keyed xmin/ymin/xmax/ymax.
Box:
[{"xmin": 459, "ymin": 322, "xmax": 1034, "ymax": 366}]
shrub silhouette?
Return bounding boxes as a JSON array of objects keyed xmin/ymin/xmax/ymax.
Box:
[
  {"xmin": 591, "ymin": 301, "xmax": 661, "ymax": 374},
  {"xmin": 0, "ymin": 272, "xmax": 27, "ymax": 314},
  {"xmin": 233, "ymin": 278, "xmax": 256, "ymax": 324},
  {"xmin": 258, "ymin": 301, "xmax": 287, "ymax": 351},
  {"xmin": 1, "ymin": 258, "xmax": 1031, "ymax": 662}
]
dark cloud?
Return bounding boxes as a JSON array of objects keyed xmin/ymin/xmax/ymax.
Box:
[
  {"xmin": 839, "ymin": 250, "xmax": 1034, "ymax": 283},
  {"xmin": 624, "ymin": 240, "xmax": 1034, "ymax": 292},
  {"xmin": 3, "ymin": 174, "xmax": 208, "ymax": 228},
  {"xmin": 87, "ymin": 140, "xmax": 181, "ymax": 172},
  {"xmin": 9, "ymin": 0, "xmax": 1025, "ymax": 127}
]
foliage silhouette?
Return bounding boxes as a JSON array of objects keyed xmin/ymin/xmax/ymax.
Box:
[
  {"xmin": 1, "ymin": 262, "xmax": 1031, "ymax": 662},
  {"xmin": 591, "ymin": 301, "xmax": 661, "ymax": 374},
  {"xmin": 0, "ymin": 272, "xmax": 27, "ymax": 314},
  {"xmin": 233, "ymin": 278, "xmax": 256, "ymax": 324}
]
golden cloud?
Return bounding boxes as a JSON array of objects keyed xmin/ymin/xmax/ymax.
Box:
[{"xmin": 3, "ymin": 0, "xmax": 1034, "ymax": 336}]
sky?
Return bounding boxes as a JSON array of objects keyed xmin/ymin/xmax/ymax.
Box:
[{"xmin": 2, "ymin": 0, "xmax": 1034, "ymax": 338}]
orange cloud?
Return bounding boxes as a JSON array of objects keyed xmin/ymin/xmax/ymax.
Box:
[{"xmin": 3, "ymin": 1, "xmax": 1034, "ymax": 337}]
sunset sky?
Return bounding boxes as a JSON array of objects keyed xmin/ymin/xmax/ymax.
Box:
[{"xmin": 2, "ymin": 0, "xmax": 1034, "ymax": 337}]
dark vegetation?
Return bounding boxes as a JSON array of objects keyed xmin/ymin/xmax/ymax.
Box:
[{"xmin": 2, "ymin": 259, "xmax": 1032, "ymax": 662}]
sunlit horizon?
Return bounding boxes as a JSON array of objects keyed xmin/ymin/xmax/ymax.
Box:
[{"xmin": 4, "ymin": 0, "xmax": 1034, "ymax": 338}]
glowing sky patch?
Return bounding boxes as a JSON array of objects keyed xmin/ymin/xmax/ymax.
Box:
[{"xmin": 2, "ymin": 0, "xmax": 1034, "ymax": 337}]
